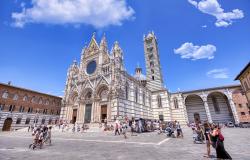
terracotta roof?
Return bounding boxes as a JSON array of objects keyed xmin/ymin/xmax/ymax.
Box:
[{"xmin": 235, "ymin": 61, "xmax": 250, "ymax": 80}]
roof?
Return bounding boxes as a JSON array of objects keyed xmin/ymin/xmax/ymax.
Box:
[
  {"xmin": 235, "ymin": 61, "xmax": 250, "ymax": 80},
  {"xmin": 0, "ymin": 82, "xmax": 62, "ymax": 99},
  {"xmin": 179, "ymin": 84, "xmax": 241, "ymax": 94}
]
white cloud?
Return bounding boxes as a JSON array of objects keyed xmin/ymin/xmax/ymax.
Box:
[
  {"xmin": 174, "ymin": 42, "xmax": 216, "ymax": 60},
  {"xmin": 12, "ymin": 0, "xmax": 135, "ymax": 28},
  {"xmin": 188, "ymin": 0, "xmax": 244, "ymax": 27},
  {"xmin": 206, "ymin": 68, "xmax": 229, "ymax": 79},
  {"xmin": 202, "ymin": 25, "xmax": 207, "ymax": 28}
]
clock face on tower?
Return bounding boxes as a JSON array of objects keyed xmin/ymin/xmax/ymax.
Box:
[{"xmin": 86, "ymin": 60, "xmax": 97, "ymax": 75}]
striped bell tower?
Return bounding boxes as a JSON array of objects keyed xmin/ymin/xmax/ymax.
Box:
[{"xmin": 144, "ymin": 32, "xmax": 164, "ymax": 91}]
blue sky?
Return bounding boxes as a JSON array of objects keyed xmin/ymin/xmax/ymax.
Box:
[{"xmin": 0, "ymin": 0, "xmax": 249, "ymax": 96}]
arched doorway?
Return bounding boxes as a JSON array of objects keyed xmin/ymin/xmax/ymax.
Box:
[
  {"xmin": 185, "ymin": 95, "xmax": 207, "ymax": 123},
  {"xmin": 207, "ymin": 92, "xmax": 234, "ymax": 123},
  {"xmin": 2, "ymin": 118, "xmax": 13, "ymax": 131}
]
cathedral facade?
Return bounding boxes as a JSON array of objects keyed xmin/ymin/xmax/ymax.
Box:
[{"xmin": 60, "ymin": 32, "xmax": 242, "ymax": 125}]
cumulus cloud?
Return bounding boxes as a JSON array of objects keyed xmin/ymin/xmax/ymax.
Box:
[
  {"xmin": 12, "ymin": 0, "xmax": 135, "ymax": 28},
  {"xmin": 174, "ymin": 42, "xmax": 216, "ymax": 60},
  {"xmin": 206, "ymin": 68, "xmax": 229, "ymax": 79},
  {"xmin": 188, "ymin": 0, "xmax": 244, "ymax": 27}
]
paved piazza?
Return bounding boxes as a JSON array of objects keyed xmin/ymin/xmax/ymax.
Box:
[{"xmin": 0, "ymin": 127, "xmax": 250, "ymax": 160}]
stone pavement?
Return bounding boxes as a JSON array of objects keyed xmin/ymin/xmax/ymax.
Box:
[{"xmin": 0, "ymin": 127, "xmax": 250, "ymax": 160}]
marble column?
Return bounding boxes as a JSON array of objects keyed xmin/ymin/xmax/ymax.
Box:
[
  {"xmin": 201, "ymin": 93, "xmax": 213, "ymax": 123},
  {"xmin": 225, "ymin": 90, "xmax": 240, "ymax": 124}
]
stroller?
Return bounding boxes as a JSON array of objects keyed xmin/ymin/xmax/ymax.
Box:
[{"xmin": 192, "ymin": 129, "xmax": 204, "ymax": 144}]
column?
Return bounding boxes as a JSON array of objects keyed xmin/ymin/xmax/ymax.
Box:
[
  {"xmin": 225, "ymin": 90, "xmax": 240, "ymax": 124},
  {"xmin": 201, "ymin": 93, "xmax": 213, "ymax": 123}
]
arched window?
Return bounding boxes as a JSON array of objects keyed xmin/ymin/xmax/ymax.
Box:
[
  {"xmin": 135, "ymin": 87, "xmax": 138, "ymax": 103},
  {"xmin": 174, "ymin": 98, "xmax": 179, "ymax": 109},
  {"xmin": 86, "ymin": 92, "xmax": 92, "ymax": 99},
  {"xmin": 13, "ymin": 94, "xmax": 18, "ymax": 100},
  {"xmin": 152, "ymin": 76, "xmax": 155, "ymax": 80},
  {"xmin": 31, "ymin": 96, "xmax": 36, "ymax": 103},
  {"xmin": 157, "ymin": 95, "xmax": 162, "ymax": 108},
  {"xmin": 23, "ymin": 95, "xmax": 28, "ymax": 101},
  {"xmin": 211, "ymin": 95, "xmax": 220, "ymax": 113},
  {"xmin": 19, "ymin": 106, "xmax": 24, "ymax": 112},
  {"xmin": 9, "ymin": 105, "xmax": 13, "ymax": 112},
  {"xmin": 2, "ymin": 91, "xmax": 8, "ymax": 99},
  {"xmin": 38, "ymin": 98, "xmax": 43, "ymax": 104},
  {"xmin": 45, "ymin": 100, "xmax": 49, "ymax": 105}
]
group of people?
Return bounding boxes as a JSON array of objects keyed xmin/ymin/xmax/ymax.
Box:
[
  {"xmin": 29, "ymin": 125, "xmax": 52, "ymax": 149},
  {"xmin": 191, "ymin": 122, "xmax": 232, "ymax": 159}
]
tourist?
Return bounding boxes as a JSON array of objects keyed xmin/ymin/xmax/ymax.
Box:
[
  {"xmin": 46, "ymin": 126, "xmax": 52, "ymax": 145},
  {"xmin": 203, "ymin": 122, "xmax": 212, "ymax": 158},
  {"xmin": 176, "ymin": 121, "xmax": 183, "ymax": 138},
  {"xmin": 211, "ymin": 126, "xmax": 232, "ymax": 159},
  {"xmin": 122, "ymin": 121, "xmax": 128, "ymax": 139},
  {"xmin": 131, "ymin": 119, "xmax": 136, "ymax": 136},
  {"xmin": 114, "ymin": 119, "xmax": 120, "ymax": 135}
]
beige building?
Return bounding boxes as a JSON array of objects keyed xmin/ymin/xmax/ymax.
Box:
[{"xmin": 235, "ymin": 62, "xmax": 250, "ymax": 104}]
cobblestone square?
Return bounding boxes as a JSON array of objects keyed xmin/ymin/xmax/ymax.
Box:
[{"xmin": 0, "ymin": 127, "xmax": 250, "ymax": 160}]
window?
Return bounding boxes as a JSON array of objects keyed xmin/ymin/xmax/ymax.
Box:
[
  {"xmin": 211, "ymin": 95, "xmax": 220, "ymax": 113},
  {"xmin": 23, "ymin": 95, "xmax": 28, "ymax": 101},
  {"xmin": 150, "ymin": 61, "xmax": 154, "ymax": 67},
  {"xmin": 45, "ymin": 100, "xmax": 49, "ymax": 105},
  {"xmin": 31, "ymin": 97, "xmax": 36, "ymax": 103},
  {"xmin": 27, "ymin": 107, "xmax": 32, "ymax": 113},
  {"xmin": 25, "ymin": 118, "xmax": 30, "ymax": 124},
  {"xmin": 149, "ymin": 96, "xmax": 151, "ymax": 108},
  {"xmin": 12, "ymin": 105, "xmax": 15, "ymax": 112},
  {"xmin": 135, "ymin": 88, "xmax": 138, "ymax": 103},
  {"xmin": 157, "ymin": 95, "xmax": 162, "ymax": 108},
  {"xmin": 152, "ymin": 76, "xmax": 155, "ymax": 80},
  {"xmin": 174, "ymin": 98, "xmax": 179, "ymax": 109},
  {"xmin": 16, "ymin": 118, "xmax": 22, "ymax": 124},
  {"xmin": 86, "ymin": 60, "xmax": 97, "ymax": 75},
  {"xmin": 151, "ymin": 69, "xmax": 154, "ymax": 74},
  {"xmin": 2, "ymin": 91, "xmax": 8, "ymax": 99},
  {"xmin": 19, "ymin": 106, "xmax": 24, "ymax": 112},
  {"xmin": 125, "ymin": 85, "xmax": 129, "ymax": 100},
  {"xmin": 38, "ymin": 98, "xmax": 43, "ymax": 104},
  {"xmin": 9, "ymin": 105, "xmax": 13, "ymax": 112},
  {"xmin": 239, "ymin": 104, "xmax": 242, "ymax": 108},
  {"xmin": 241, "ymin": 112, "xmax": 246, "ymax": 115},
  {"xmin": 13, "ymin": 94, "xmax": 18, "ymax": 100}
]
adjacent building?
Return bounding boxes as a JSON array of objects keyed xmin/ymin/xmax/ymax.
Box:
[
  {"xmin": 61, "ymin": 32, "xmax": 246, "ymax": 125},
  {"xmin": 0, "ymin": 82, "xmax": 62, "ymax": 131},
  {"xmin": 235, "ymin": 62, "xmax": 250, "ymax": 104}
]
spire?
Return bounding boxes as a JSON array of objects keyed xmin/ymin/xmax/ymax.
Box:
[
  {"xmin": 100, "ymin": 33, "xmax": 108, "ymax": 52},
  {"xmin": 112, "ymin": 41, "xmax": 122, "ymax": 58}
]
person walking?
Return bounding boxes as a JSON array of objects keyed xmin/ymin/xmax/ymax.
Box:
[
  {"xmin": 203, "ymin": 122, "xmax": 212, "ymax": 158},
  {"xmin": 114, "ymin": 119, "xmax": 120, "ymax": 135},
  {"xmin": 176, "ymin": 121, "xmax": 183, "ymax": 138}
]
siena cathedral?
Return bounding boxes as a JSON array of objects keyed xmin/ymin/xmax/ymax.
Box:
[{"xmin": 60, "ymin": 32, "xmax": 240, "ymax": 125}]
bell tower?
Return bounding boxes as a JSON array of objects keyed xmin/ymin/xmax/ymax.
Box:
[{"xmin": 144, "ymin": 32, "xmax": 164, "ymax": 91}]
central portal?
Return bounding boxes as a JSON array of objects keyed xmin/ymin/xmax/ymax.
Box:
[
  {"xmin": 101, "ymin": 105, "xmax": 107, "ymax": 123},
  {"xmin": 85, "ymin": 104, "xmax": 92, "ymax": 123}
]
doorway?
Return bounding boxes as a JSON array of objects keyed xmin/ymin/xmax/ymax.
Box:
[
  {"xmin": 72, "ymin": 109, "xmax": 77, "ymax": 124},
  {"xmin": 194, "ymin": 113, "xmax": 201, "ymax": 123},
  {"xmin": 101, "ymin": 105, "xmax": 107, "ymax": 123},
  {"xmin": 84, "ymin": 104, "xmax": 92, "ymax": 123},
  {"xmin": 2, "ymin": 118, "xmax": 13, "ymax": 131}
]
